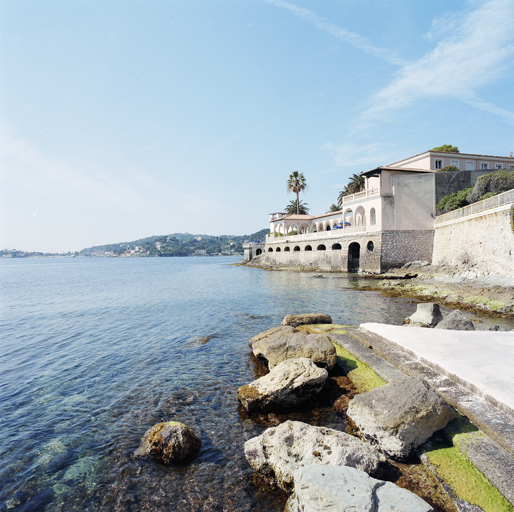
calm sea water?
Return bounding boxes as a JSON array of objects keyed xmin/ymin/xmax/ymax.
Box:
[{"xmin": 0, "ymin": 257, "xmax": 508, "ymax": 511}]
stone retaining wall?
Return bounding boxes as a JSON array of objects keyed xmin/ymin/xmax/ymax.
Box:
[
  {"xmin": 256, "ymin": 230, "xmax": 434, "ymax": 273},
  {"xmin": 433, "ymin": 205, "xmax": 514, "ymax": 277}
]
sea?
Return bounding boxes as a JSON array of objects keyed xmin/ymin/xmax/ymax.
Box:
[{"xmin": 0, "ymin": 256, "xmax": 510, "ymax": 512}]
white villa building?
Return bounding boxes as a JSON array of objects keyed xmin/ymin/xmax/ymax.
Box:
[{"xmin": 244, "ymin": 150, "xmax": 514, "ymax": 272}]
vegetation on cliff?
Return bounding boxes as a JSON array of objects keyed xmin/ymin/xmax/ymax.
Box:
[{"xmin": 437, "ymin": 169, "xmax": 514, "ymax": 214}]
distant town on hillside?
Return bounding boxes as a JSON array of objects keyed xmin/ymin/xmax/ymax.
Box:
[{"xmin": 1, "ymin": 229, "xmax": 269, "ymax": 258}]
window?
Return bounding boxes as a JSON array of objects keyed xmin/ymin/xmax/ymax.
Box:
[
  {"xmin": 495, "ymin": 163, "xmax": 503, "ymax": 169},
  {"xmin": 480, "ymin": 162, "xmax": 489, "ymax": 170},
  {"xmin": 435, "ymin": 159, "xmax": 443, "ymax": 169},
  {"xmin": 450, "ymin": 160, "xmax": 459, "ymax": 168},
  {"xmin": 466, "ymin": 161, "xmax": 474, "ymax": 170},
  {"xmin": 510, "ymin": 165, "xmax": 514, "ymax": 170}
]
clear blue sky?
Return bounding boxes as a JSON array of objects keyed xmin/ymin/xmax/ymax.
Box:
[{"xmin": 1, "ymin": 0, "xmax": 514, "ymax": 252}]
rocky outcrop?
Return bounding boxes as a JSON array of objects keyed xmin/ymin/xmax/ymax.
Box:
[
  {"xmin": 347, "ymin": 378, "xmax": 455, "ymax": 460},
  {"xmin": 284, "ymin": 465, "xmax": 433, "ymax": 512},
  {"xmin": 251, "ymin": 331, "xmax": 337, "ymax": 369},
  {"xmin": 248, "ymin": 325, "xmax": 298, "ymax": 348},
  {"xmin": 237, "ymin": 358, "xmax": 328, "ymax": 413},
  {"xmin": 244, "ymin": 420, "xmax": 385, "ymax": 491},
  {"xmin": 434, "ymin": 310, "xmax": 475, "ymax": 331},
  {"xmin": 134, "ymin": 421, "xmax": 201, "ymax": 464},
  {"xmin": 404, "ymin": 303, "xmax": 443, "ymax": 328},
  {"xmin": 281, "ymin": 313, "xmax": 333, "ymax": 327}
]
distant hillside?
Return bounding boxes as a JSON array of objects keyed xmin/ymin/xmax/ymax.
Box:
[{"xmin": 78, "ymin": 228, "xmax": 268, "ymax": 257}]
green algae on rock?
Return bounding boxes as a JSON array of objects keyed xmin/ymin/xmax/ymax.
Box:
[
  {"xmin": 134, "ymin": 421, "xmax": 201, "ymax": 465},
  {"xmin": 332, "ymin": 342, "xmax": 386, "ymax": 392}
]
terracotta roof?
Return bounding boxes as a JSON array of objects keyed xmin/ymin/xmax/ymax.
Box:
[
  {"xmin": 388, "ymin": 150, "xmax": 514, "ymax": 167},
  {"xmin": 361, "ymin": 166, "xmax": 434, "ymax": 176},
  {"xmin": 270, "ymin": 214, "xmax": 314, "ymax": 222}
]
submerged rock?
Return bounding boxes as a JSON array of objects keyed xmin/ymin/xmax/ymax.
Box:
[
  {"xmin": 404, "ymin": 303, "xmax": 443, "ymax": 328},
  {"xmin": 237, "ymin": 357, "xmax": 328, "ymax": 413},
  {"xmin": 251, "ymin": 331, "xmax": 337, "ymax": 369},
  {"xmin": 134, "ymin": 421, "xmax": 201, "ymax": 464},
  {"xmin": 281, "ymin": 313, "xmax": 333, "ymax": 327},
  {"xmin": 285, "ymin": 465, "xmax": 433, "ymax": 512},
  {"xmin": 347, "ymin": 378, "xmax": 455, "ymax": 460},
  {"xmin": 434, "ymin": 310, "xmax": 475, "ymax": 331},
  {"xmin": 244, "ymin": 420, "xmax": 385, "ymax": 491}
]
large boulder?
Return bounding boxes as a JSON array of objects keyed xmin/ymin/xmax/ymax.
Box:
[
  {"xmin": 134, "ymin": 421, "xmax": 201, "ymax": 464},
  {"xmin": 281, "ymin": 313, "xmax": 333, "ymax": 327},
  {"xmin": 404, "ymin": 303, "xmax": 443, "ymax": 328},
  {"xmin": 249, "ymin": 325, "xmax": 297, "ymax": 348},
  {"xmin": 434, "ymin": 310, "xmax": 475, "ymax": 331},
  {"xmin": 251, "ymin": 331, "xmax": 337, "ymax": 369},
  {"xmin": 285, "ymin": 465, "xmax": 433, "ymax": 512},
  {"xmin": 237, "ymin": 358, "xmax": 328, "ymax": 413},
  {"xmin": 244, "ymin": 420, "xmax": 385, "ymax": 491},
  {"xmin": 347, "ymin": 378, "xmax": 455, "ymax": 460}
]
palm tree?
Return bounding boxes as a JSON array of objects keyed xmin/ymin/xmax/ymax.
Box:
[
  {"xmin": 337, "ymin": 174, "xmax": 365, "ymax": 206},
  {"xmin": 327, "ymin": 204, "xmax": 341, "ymax": 213},
  {"xmin": 285, "ymin": 199, "xmax": 310, "ymax": 215},
  {"xmin": 286, "ymin": 171, "xmax": 307, "ymax": 214},
  {"xmin": 347, "ymin": 173, "xmax": 365, "ymax": 194}
]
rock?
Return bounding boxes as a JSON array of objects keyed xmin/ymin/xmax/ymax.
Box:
[
  {"xmin": 281, "ymin": 313, "xmax": 333, "ymax": 327},
  {"xmin": 249, "ymin": 325, "xmax": 298, "ymax": 348},
  {"xmin": 244, "ymin": 420, "xmax": 385, "ymax": 491},
  {"xmin": 347, "ymin": 378, "xmax": 455, "ymax": 460},
  {"xmin": 434, "ymin": 310, "xmax": 475, "ymax": 331},
  {"xmin": 134, "ymin": 421, "xmax": 201, "ymax": 464},
  {"xmin": 285, "ymin": 465, "xmax": 433, "ymax": 512},
  {"xmin": 251, "ymin": 331, "xmax": 337, "ymax": 369},
  {"xmin": 404, "ymin": 303, "xmax": 443, "ymax": 328},
  {"xmin": 237, "ymin": 358, "xmax": 328, "ymax": 413}
]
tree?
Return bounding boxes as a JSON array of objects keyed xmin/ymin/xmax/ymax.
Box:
[
  {"xmin": 285, "ymin": 199, "xmax": 310, "ymax": 215},
  {"xmin": 286, "ymin": 171, "xmax": 307, "ymax": 214},
  {"xmin": 327, "ymin": 203, "xmax": 341, "ymax": 213},
  {"xmin": 337, "ymin": 174, "xmax": 365, "ymax": 206},
  {"xmin": 431, "ymin": 144, "xmax": 459, "ymax": 153}
]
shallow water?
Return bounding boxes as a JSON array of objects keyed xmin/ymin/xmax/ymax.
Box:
[{"xmin": 0, "ymin": 257, "xmax": 508, "ymax": 511}]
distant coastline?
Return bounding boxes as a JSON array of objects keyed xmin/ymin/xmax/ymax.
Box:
[{"xmin": 1, "ymin": 228, "xmax": 268, "ymax": 259}]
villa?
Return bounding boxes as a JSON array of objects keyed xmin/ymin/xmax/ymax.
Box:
[{"xmin": 244, "ymin": 150, "xmax": 514, "ymax": 273}]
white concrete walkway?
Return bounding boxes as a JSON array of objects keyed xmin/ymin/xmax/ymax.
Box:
[{"xmin": 360, "ymin": 323, "xmax": 514, "ymax": 415}]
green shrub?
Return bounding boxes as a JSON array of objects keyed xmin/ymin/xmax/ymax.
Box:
[
  {"xmin": 437, "ymin": 187, "xmax": 473, "ymax": 214},
  {"xmin": 468, "ymin": 169, "xmax": 514, "ymax": 203},
  {"xmin": 437, "ymin": 164, "xmax": 460, "ymax": 173}
]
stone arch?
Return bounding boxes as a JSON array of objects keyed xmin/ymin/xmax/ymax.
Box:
[
  {"xmin": 294, "ymin": 246, "xmax": 301, "ymax": 252},
  {"xmin": 344, "ymin": 208, "xmax": 354, "ymax": 227},
  {"xmin": 317, "ymin": 222, "xmax": 324, "ymax": 232},
  {"xmin": 370, "ymin": 208, "xmax": 376, "ymax": 226},
  {"xmin": 348, "ymin": 242, "xmax": 360, "ymax": 272},
  {"xmin": 276, "ymin": 247, "xmax": 281, "ymax": 252},
  {"xmin": 284, "ymin": 246, "xmax": 291, "ymax": 252},
  {"xmin": 331, "ymin": 243, "xmax": 342, "ymax": 250},
  {"xmin": 317, "ymin": 244, "xmax": 326, "ymax": 251},
  {"xmin": 256, "ymin": 248, "xmax": 262, "ymax": 256},
  {"xmin": 305, "ymin": 245, "xmax": 312, "ymax": 251},
  {"xmin": 268, "ymin": 247, "xmax": 273, "ymax": 252},
  {"xmin": 355, "ymin": 206, "xmax": 366, "ymax": 228},
  {"xmin": 325, "ymin": 221, "xmax": 331, "ymax": 231}
]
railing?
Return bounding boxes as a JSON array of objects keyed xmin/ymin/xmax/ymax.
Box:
[
  {"xmin": 436, "ymin": 189, "xmax": 514, "ymax": 225},
  {"xmin": 266, "ymin": 226, "xmax": 367, "ymax": 242},
  {"xmin": 340, "ymin": 188, "xmax": 379, "ymax": 205}
]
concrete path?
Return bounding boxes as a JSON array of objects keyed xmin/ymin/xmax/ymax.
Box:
[{"xmin": 360, "ymin": 323, "xmax": 514, "ymax": 416}]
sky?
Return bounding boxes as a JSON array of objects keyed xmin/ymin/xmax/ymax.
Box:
[{"xmin": 1, "ymin": 0, "xmax": 514, "ymax": 253}]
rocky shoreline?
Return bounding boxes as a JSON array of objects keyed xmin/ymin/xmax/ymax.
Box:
[
  {"xmin": 135, "ymin": 311, "xmax": 514, "ymax": 511},
  {"xmin": 244, "ymin": 260, "xmax": 514, "ymax": 318}
]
